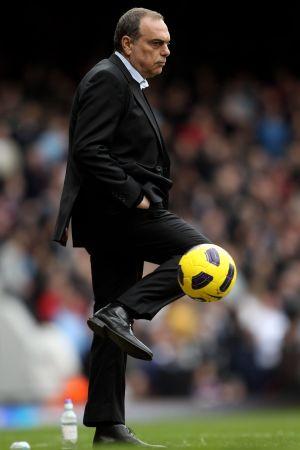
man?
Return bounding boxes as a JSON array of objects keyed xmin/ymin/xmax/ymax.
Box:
[{"xmin": 54, "ymin": 8, "xmax": 210, "ymax": 447}]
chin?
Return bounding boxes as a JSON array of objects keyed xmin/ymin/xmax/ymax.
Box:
[{"xmin": 150, "ymin": 68, "xmax": 163, "ymax": 78}]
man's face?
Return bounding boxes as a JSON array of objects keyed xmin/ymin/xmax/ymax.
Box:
[{"xmin": 126, "ymin": 17, "xmax": 170, "ymax": 79}]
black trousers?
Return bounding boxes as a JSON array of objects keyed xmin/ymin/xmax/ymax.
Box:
[{"xmin": 83, "ymin": 206, "xmax": 210, "ymax": 426}]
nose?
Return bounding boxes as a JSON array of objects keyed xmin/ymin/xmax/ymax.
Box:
[{"xmin": 161, "ymin": 43, "xmax": 170, "ymax": 57}]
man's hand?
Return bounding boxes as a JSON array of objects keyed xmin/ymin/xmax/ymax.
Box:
[{"xmin": 137, "ymin": 195, "xmax": 150, "ymax": 209}]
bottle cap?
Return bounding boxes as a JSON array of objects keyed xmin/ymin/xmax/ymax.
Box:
[{"xmin": 64, "ymin": 398, "xmax": 74, "ymax": 409}]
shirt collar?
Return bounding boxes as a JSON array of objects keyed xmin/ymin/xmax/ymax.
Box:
[{"xmin": 115, "ymin": 51, "xmax": 149, "ymax": 90}]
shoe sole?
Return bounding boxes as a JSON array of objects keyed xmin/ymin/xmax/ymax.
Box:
[
  {"xmin": 87, "ymin": 317, "xmax": 153, "ymax": 361},
  {"xmin": 87, "ymin": 316, "xmax": 107, "ymax": 339}
]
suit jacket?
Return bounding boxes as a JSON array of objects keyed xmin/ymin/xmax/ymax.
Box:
[{"xmin": 53, "ymin": 54, "xmax": 173, "ymax": 247}]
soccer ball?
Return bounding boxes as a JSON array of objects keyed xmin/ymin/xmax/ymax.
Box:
[{"xmin": 177, "ymin": 244, "xmax": 237, "ymax": 302}]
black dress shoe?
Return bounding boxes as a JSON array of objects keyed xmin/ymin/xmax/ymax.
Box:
[
  {"xmin": 87, "ymin": 303, "xmax": 153, "ymax": 361},
  {"xmin": 93, "ymin": 424, "xmax": 165, "ymax": 447}
]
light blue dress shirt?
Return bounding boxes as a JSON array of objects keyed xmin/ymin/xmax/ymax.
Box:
[{"xmin": 115, "ymin": 51, "xmax": 149, "ymax": 90}]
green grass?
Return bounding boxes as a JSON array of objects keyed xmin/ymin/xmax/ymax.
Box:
[{"xmin": 1, "ymin": 408, "xmax": 299, "ymax": 449}]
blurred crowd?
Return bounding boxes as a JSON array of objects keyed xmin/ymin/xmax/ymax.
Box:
[{"xmin": 0, "ymin": 63, "xmax": 300, "ymax": 406}]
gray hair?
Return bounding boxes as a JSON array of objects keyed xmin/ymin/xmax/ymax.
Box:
[{"xmin": 114, "ymin": 7, "xmax": 164, "ymax": 52}]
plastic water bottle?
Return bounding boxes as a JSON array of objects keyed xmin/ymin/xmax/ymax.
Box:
[
  {"xmin": 61, "ymin": 398, "xmax": 78, "ymax": 449},
  {"xmin": 10, "ymin": 443, "xmax": 31, "ymax": 449}
]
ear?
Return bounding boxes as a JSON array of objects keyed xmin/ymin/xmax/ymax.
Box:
[{"xmin": 121, "ymin": 35, "xmax": 132, "ymax": 57}]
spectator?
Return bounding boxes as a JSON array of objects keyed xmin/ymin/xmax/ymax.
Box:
[{"xmin": 0, "ymin": 66, "xmax": 300, "ymax": 403}]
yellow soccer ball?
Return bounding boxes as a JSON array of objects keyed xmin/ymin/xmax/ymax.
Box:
[{"xmin": 177, "ymin": 244, "xmax": 237, "ymax": 302}]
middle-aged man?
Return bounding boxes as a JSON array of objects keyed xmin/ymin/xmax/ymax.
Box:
[{"xmin": 53, "ymin": 7, "xmax": 210, "ymax": 447}]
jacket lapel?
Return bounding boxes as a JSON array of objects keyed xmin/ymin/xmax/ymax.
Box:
[
  {"xmin": 141, "ymin": 89, "xmax": 170, "ymax": 164},
  {"xmin": 109, "ymin": 54, "xmax": 168, "ymax": 160},
  {"xmin": 130, "ymin": 80, "xmax": 165, "ymax": 150}
]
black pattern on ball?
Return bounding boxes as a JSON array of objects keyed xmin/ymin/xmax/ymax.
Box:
[
  {"xmin": 192, "ymin": 271, "xmax": 213, "ymax": 289},
  {"xmin": 220, "ymin": 263, "xmax": 235, "ymax": 292},
  {"xmin": 205, "ymin": 247, "xmax": 220, "ymax": 266}
]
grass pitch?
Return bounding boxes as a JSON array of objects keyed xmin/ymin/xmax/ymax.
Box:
[{"xmin": 1, "ymin": 408, "xmax": 299, "ymax": 449}]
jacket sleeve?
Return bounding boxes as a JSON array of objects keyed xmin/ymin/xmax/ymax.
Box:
[{"xmin": 72, "ymin": 70, "xmax": 142, "ymax": 208}]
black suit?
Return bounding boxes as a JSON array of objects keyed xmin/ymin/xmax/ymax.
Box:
[
  {"xmin": 53, "ymin": 54, "xmax": 209, "ymax": 425},
  {"xmin": 53, "ymin": 54, "xmax": 172, "ymax": 247}
]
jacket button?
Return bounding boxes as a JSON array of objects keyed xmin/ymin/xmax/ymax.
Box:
[{"xmin": 155, "ymin": 165, "xmax": 162, "ymax": 174}]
